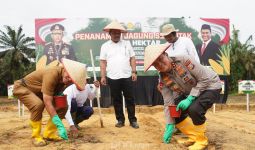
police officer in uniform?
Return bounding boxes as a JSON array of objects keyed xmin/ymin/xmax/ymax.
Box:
[
  {"xmin": 44, "ymin": 24, "xmax": 76, "ymax": 65},
  {"xmin": 144, "ymin": 44, "xmax": 222, "ymax": 150}
]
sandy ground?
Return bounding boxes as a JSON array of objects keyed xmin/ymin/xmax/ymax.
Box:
[{"xmin": 0, "ymin": 95, "xmax": 255, "ymax": 150}]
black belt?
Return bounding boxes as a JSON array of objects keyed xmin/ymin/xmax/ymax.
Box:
[{"xmin": 20, "ymin": 78, "xmax": 27, "ymax": 87}]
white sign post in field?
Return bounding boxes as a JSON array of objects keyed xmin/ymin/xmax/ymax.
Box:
[
  {"xmin": 8, "ymin": 84, "xmax": 24, "ymax": 117},
  {"xmin": 238, "ymin": 80, "xmax": 255, "ymax": 112}
]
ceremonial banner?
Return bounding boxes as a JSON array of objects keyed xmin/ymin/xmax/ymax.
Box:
[{"xmin": 35, "ymin": 18, "xmax": 230, "ymax": 76}]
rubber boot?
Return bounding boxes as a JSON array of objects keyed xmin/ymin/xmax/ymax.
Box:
[
  {"xmin": 188, "ymin": 123, "xmax": 208, "ymax": 150},
  {"xmin": 43, "ymin": 119, "xmax": 62, "ymax": 141},
  {"xmin": 175, "ymin": 117, "xmax": 196, "ymax": 146},
  {"xmin": 29, "ymin": 120, "xmax": 47, "ymax": 146}
]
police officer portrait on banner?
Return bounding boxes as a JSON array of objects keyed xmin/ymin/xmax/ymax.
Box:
[{"xmin": 44, "ymin": 24, "xmax": 76, "ymax": 65}]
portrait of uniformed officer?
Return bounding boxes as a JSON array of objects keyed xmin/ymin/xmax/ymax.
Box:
[{"xmin": 43, "ymin": 24, "xmax": 76, "ymax": 65}]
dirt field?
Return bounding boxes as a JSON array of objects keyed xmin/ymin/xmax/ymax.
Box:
[{"xmin": 0, "ymin": 95, "xmax": 255, "ymax": 150}]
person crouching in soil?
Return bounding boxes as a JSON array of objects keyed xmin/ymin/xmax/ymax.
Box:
[
  {"xmin": 13, "ymin": 58, "xmax": 87, "ymax": 146},
  {"xmin": 143, "ymin": 43, "xmax": 221, "ymax": 150},
  {"xmin": 63, "ymin": 78, "xmax": 100, "ymax": 137}
]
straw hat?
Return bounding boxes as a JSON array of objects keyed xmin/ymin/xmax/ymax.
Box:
[
  {"xmin": 144, "ymin": 43, "xmax": 171, "ymax": 72},
  {"xmin": 61, "ymin": 58, "xmax": 87, "ymax": 90},
  {"xmin": 36, "ymin": 55, "xmax": 47, "ymax": 70},
  {"xmin": 84, "ymin": 66, "xmax": 90, "ymax": 79},
  {"xmin": 160, "ymin": 24, "xmax": 179, "ymax": 36},
  {"xmin": 103, "ymin": 20, "xmax": 127, "ymax": 33}
]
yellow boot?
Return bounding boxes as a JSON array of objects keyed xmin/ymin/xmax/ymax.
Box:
[
  {"xmin": 175, "ymin": 117, "xmax": 196, "ymax": 146},
  {"xmin": 188, "ymin": 123, "xmax": 208, "ymax": 150},
  {"xmin": 43, "ymin": 119, "xmax": 62, "ymax": 141},
  {"xmin": 29, "ymin": 120, "xmax": 47, "ymax": 146}
]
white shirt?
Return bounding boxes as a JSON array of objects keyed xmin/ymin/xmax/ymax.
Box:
[
  {"xmin": 165, "ymin": 37, "xmax": 200, "ymax": 63},
  {"xmin": 100, "ymin": 40, "xmax": 135, "ymax": 79},
  {"xmin": 203, "ymin": 39, "xmax": 211, "ymax": 49},
  {"xmin": 63, "ymin": 84, "xmax": 96, "ymax": 126}
]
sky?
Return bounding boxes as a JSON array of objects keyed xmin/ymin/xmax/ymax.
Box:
[{"xmin": 0, "ymin": 0, "xmax": 254, "ymax": 45}]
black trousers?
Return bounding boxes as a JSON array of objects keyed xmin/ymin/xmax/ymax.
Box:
[
  {"xmin": 175, "ymin": 89, "xmax": 221, "ymax": 125},
  {"xmin": 108, "ymin": 77, "xmax": 137, "ymax": 123}
]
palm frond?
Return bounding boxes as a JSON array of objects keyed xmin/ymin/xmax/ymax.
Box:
[{"xmin": 0, "ymin": 25, "xmax": 35, "ymax": 82}]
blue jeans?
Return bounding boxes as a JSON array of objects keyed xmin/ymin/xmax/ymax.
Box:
[{"xmin": 70, "ymin": 98, "xmax": 94, "ymax": 124}]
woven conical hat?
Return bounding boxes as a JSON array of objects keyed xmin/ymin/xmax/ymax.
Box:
[
  {"xmin": 61, "ymin": 58, "xmax": 87, "ymax": 90},
  {"xmin": 144, "ymin": 43, "xmax": 171, "ymax": 72},
  {"xmin": 36, "ymin": 55, "xmax": 47, "ymax": 70},
  {"xmin": 103, "ymin": 20, "xmax": 127, "ymax": 33}
]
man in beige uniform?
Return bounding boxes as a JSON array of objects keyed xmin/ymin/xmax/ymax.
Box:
[
  {"xmin": 13, "ymin": 58, "xmax": 87, "ymax": 146},
  {"xmin": 144, "ymin": 44, "xmax": 221, "ymax": 150}
]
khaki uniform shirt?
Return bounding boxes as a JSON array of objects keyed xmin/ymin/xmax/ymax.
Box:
[
  {"xmin": 23, "ymin": 66, "xmax": 66, "ymax": 96},
  {"xmin": 160, "ymin": 55, "xmax": 222, "ymax": 124}
]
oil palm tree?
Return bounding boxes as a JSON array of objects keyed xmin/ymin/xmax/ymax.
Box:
[
  {"xmin": 229, "ymin": 26, "xmax": 255, "ymax": 92},
  {"xmin": 0, "ymin": 25, "xmax": 35, "ymax": 85},
  {"xmin": 242, "ymin": 38, "xmax": 255, "ymax": 79}
]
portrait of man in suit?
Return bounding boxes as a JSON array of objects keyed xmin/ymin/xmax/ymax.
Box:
[{"xmin": 196, "ymin": 24, "xmax": 221, "ymax": 66}]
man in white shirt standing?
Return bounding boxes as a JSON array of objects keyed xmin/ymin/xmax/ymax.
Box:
[
  {"xmin": 100, "ymin": 20, "xmax": 139, "ymax": 129},
  {"xmin": 160, "ymin": 24, "xmax": 200, "ymax": 63},
  {"xmin": 64, "ymin": 80, "xmax": 100, "ymax": 137}
]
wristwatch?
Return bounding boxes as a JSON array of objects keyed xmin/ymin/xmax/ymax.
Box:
[{"xmin": 132, "ymin": 71, "xmax": 137, "ymax": 74}]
